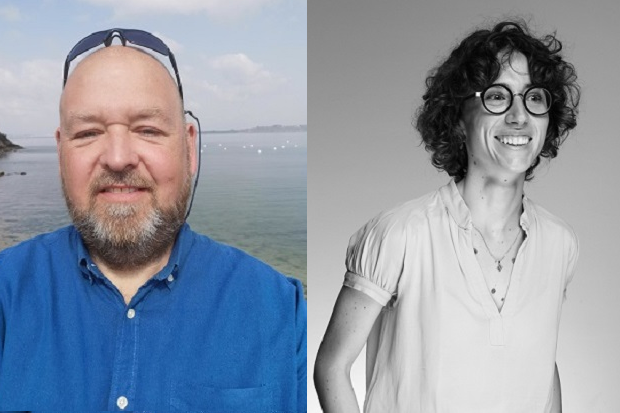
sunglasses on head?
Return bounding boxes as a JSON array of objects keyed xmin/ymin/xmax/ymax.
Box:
[{"xmin": 62, "ymin": 28, "xmax": 184, "ymax": 100}]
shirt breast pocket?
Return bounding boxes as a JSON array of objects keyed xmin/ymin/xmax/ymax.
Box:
[{"xmin": 170, "ymin": 382, "xmax": 271, "ymax": 412}]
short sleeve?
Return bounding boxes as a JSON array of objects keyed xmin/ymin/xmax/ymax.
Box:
[
  {"xmin": 344, "ymin": 212, "xmax": 407, "ymax": 306},
  {"xmin": 563, "ymin": 228, "xmax": 579, "ymax": 300}
]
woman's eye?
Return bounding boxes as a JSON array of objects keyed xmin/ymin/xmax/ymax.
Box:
[{"xmin": 487, "ymin": 93, "xmax": 506, "ymax": 101}]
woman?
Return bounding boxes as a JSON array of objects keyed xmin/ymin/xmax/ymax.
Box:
[{"xmin": 315, "ymin": 21, "xmax": 580, "ymax": 413}]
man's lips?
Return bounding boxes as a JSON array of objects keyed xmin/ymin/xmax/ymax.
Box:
[
  {"xmin": 101, "ymin": 186, "xmax": 143, "ymax": 194},
  {"xmin": 96, "ymin": 185, "xmax": 150, "ymax": 201}
]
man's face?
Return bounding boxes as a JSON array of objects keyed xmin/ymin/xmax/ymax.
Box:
[
  {"xmin": 460, "ymin": 52, "xmax": 549, "ymax": 180},
  {"xmin": 57, "ymin": 46, "xmax": 197, "ymax": 269}
]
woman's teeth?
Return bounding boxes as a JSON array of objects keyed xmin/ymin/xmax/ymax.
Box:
[{"xmin": 497, "ymin": 136, "xmax": 530, "ymax": 146}]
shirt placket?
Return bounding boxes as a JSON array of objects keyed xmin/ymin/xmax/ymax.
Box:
[
  {"xmin": 458, "ymin": 224, "xmax": 507, "ymax": 346},
  {"xmin": 107, "ymin": 302, "xmax": 140, "ymax": 411}
]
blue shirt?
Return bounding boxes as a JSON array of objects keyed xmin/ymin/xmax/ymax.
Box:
[{"xmin": 0, "ymin": 224, "xmax": 307, "ymax": 411}]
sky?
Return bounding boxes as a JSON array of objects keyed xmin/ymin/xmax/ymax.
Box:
[
  {"xmin": 0, "ymin": 0, "xmax": 307, "ymax": 136},
  {"xmin": 309, "ymin": 0, "xmax": 620, "ymax": 411}
]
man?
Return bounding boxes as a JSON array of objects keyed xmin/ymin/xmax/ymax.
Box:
[{"xmin": 0, "ymin": 29, "xmax": 306, "ymax": 411}]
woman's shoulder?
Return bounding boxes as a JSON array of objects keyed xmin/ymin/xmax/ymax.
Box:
[
  {"xmin": 524, "ymin": 198, "xmax": 578, "ymax": 255},
  {"xmin": 357, "ymin": 187, "xmax": 445, "ymax": 238},
  {"xmin": 525, "ymin": 198, "xmax": 576, "ymax": 236}
]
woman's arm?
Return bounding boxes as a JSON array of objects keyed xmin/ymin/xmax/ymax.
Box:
[
  {"xmin": 551, "ymin": 362, "xmax": 562, "ymax": 413},
  {"xmin": 314, "ymin": 286, "xmax": 383, "ymax": 413}
]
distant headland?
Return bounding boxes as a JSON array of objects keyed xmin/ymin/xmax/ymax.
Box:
[
  {"xmin": 0, "ymin": 131, "xmax": 25, "ymax": 177},
  {"xmin": 204, "ymin": 124, "xmax": 307, "ymax": 134},
  {"xmin": 0, "ymin": 131, "xmax": 22, "ymax": 155}
]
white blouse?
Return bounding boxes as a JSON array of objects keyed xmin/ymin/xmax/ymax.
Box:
[{"xmin": 344, "ymin": 180, "xmax": 578, "ymax": 413}]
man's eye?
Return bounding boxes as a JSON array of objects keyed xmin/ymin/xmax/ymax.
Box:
[
  {"xmin": 139, "ymin": 128, "xmax": 162, "ymax": 137},
  {"xmin": 74, "ymin": 130, "xmax": 100, "ymax": 139}
]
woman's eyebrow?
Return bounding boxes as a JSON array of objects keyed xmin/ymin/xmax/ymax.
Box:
[{"xmin": 494, "ymin": 81, "xmax": 533, "ymax": 91}]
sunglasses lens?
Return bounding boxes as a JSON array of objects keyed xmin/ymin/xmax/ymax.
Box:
[
  {"xmin": 122, "ymin": 29, "xmax": 169, "ymax": 55},
  {"xmin": 67, "ymin": 31, "xmax": 109, "ymax": 62}
]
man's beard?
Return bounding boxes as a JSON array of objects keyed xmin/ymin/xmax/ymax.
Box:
[{"xmin": 63, "ymin": 169, "xmax": 191, "ymax": 271}]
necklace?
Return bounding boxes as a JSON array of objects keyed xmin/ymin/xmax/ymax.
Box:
[{"xmin": 473, "ymin": 226, "xmax": 521, "ymax": 272}]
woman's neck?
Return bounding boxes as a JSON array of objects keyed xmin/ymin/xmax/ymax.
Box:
[{"xmin": 456, "ymin": 174, "xmax": 525, "ymax": 233}]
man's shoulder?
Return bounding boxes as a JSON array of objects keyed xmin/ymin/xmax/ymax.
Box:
[
  {"xmin": 182, "ymin": 228, "xmax": 304, "ymax": 296},
  {"xmin": 0, "ymin": 226, "xmax": 76, "ymax": 264},
  {"xmin": 0, "ymin": 226, "xmax": 78, "ymax": 290}
]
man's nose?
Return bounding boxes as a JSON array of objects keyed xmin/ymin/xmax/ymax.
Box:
[{"xmin": 99, "ymin": 128, "xmax": 139, "ymax": 171}]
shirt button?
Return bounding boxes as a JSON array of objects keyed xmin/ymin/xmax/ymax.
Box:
[
  {"xmin": 116, "ymin": 396, "xmax": 128, "ymax": 409},
  {"xmin": 127, "ymin": 309, "xmax": 136, "ymax": 319},
  {"xmin": 167, "ymin": 274, "xmax": 175, "ymax": 282}
]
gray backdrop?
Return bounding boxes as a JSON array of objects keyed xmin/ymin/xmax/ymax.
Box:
[{"xmin": 308, "ymin": 0, "xmax": 620, "ymax": 411}]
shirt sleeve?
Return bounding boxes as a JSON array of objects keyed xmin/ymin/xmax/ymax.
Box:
[
  {"xmin": 344, "ymin": 212, "xmax": 407, "ymax": 306},
  {"xmin": 291, "ymin": 278, "xmax": 307, "ymax": 413},
  {"xmin": 0, "ymin": 253, "xmax": 6, "ymax": 358},
  {"xmin": 563, "ymin": 228, "xmax": 579, "ymax": 300}
]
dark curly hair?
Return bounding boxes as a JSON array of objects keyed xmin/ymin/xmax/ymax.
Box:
[{"xmin": 415, "ymin": 20, "xmax": 580, "ymax": 181}]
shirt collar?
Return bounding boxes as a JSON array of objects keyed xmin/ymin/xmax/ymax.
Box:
[
  {"xmin": 439, "ymin": 179, "xmax": 535, "ymax": 232},
  {"xmin": 75, "ymin": 223, "xmax": 193, "ymax": 283}
]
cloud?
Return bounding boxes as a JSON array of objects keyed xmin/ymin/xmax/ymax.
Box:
[
  {"xmin": 0, "ymin": 5, "xmax": 22, "ymax": 21},
  {"xmin": 152, "ymin": 32, "xmax": 184, "ymax": 54},
  {"xmin": 0, "ymin": 58, "xmax": 62, "ymax": 135},
  {"xmin": 80, "ymin": 0, "xmax": 277, "ymax": 20},
  {"xmin": 203, "ymin": 53, "xmax": 287, "ymax": 101}
]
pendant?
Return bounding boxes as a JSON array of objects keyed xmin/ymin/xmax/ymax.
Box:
[
  {"xmin": 491, "ymin": 288, "xmax": 496, "ymax": 294},
  {"xmin": 473, "ymin": 248, "xmax": 478, "ymax": 254},
  {"xmin": 496, "ymin": 261, "xmax": 503, "ymax": 272}
]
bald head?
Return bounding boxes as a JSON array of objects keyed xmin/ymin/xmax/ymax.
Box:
[{"xmin": 61, "ymin": 46, "xmax": 184, "ymax": 121}]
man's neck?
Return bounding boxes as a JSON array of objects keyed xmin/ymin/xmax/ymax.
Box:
[{"xmin": 92, "ymin": 248, "xmax": 172, "ymax": 305}]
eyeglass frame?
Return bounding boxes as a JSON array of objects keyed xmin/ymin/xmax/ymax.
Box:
[
  {"xmin": 465, "ymin": 84, "xmax": 552, "ymax": 116},
  {"xmin": 62, "ymin": 28, "xmax": 184, "ymax": 100}
]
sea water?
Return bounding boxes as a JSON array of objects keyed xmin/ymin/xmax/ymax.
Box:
[{"xmin": 0, "ymin": 131, "xmax": 307, "ymax": 292}]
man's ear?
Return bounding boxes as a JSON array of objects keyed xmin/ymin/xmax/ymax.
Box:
[{"xmin": 185, "ymin": 122, "xmax": 198, "ymax": 175}]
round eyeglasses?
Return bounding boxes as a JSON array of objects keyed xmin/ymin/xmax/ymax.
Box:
[{"xmin": 467, "ymin": 84, "xmax": 552, "ymax": 116}]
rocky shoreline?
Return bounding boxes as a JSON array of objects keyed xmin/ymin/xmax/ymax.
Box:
[
  {"xmin": 0, "ymin": 131, "xmax": 22, "ymax": 155},
  {"xmin": 0, "ymin": 131, "xmax": 24, "ymax": 178}
]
